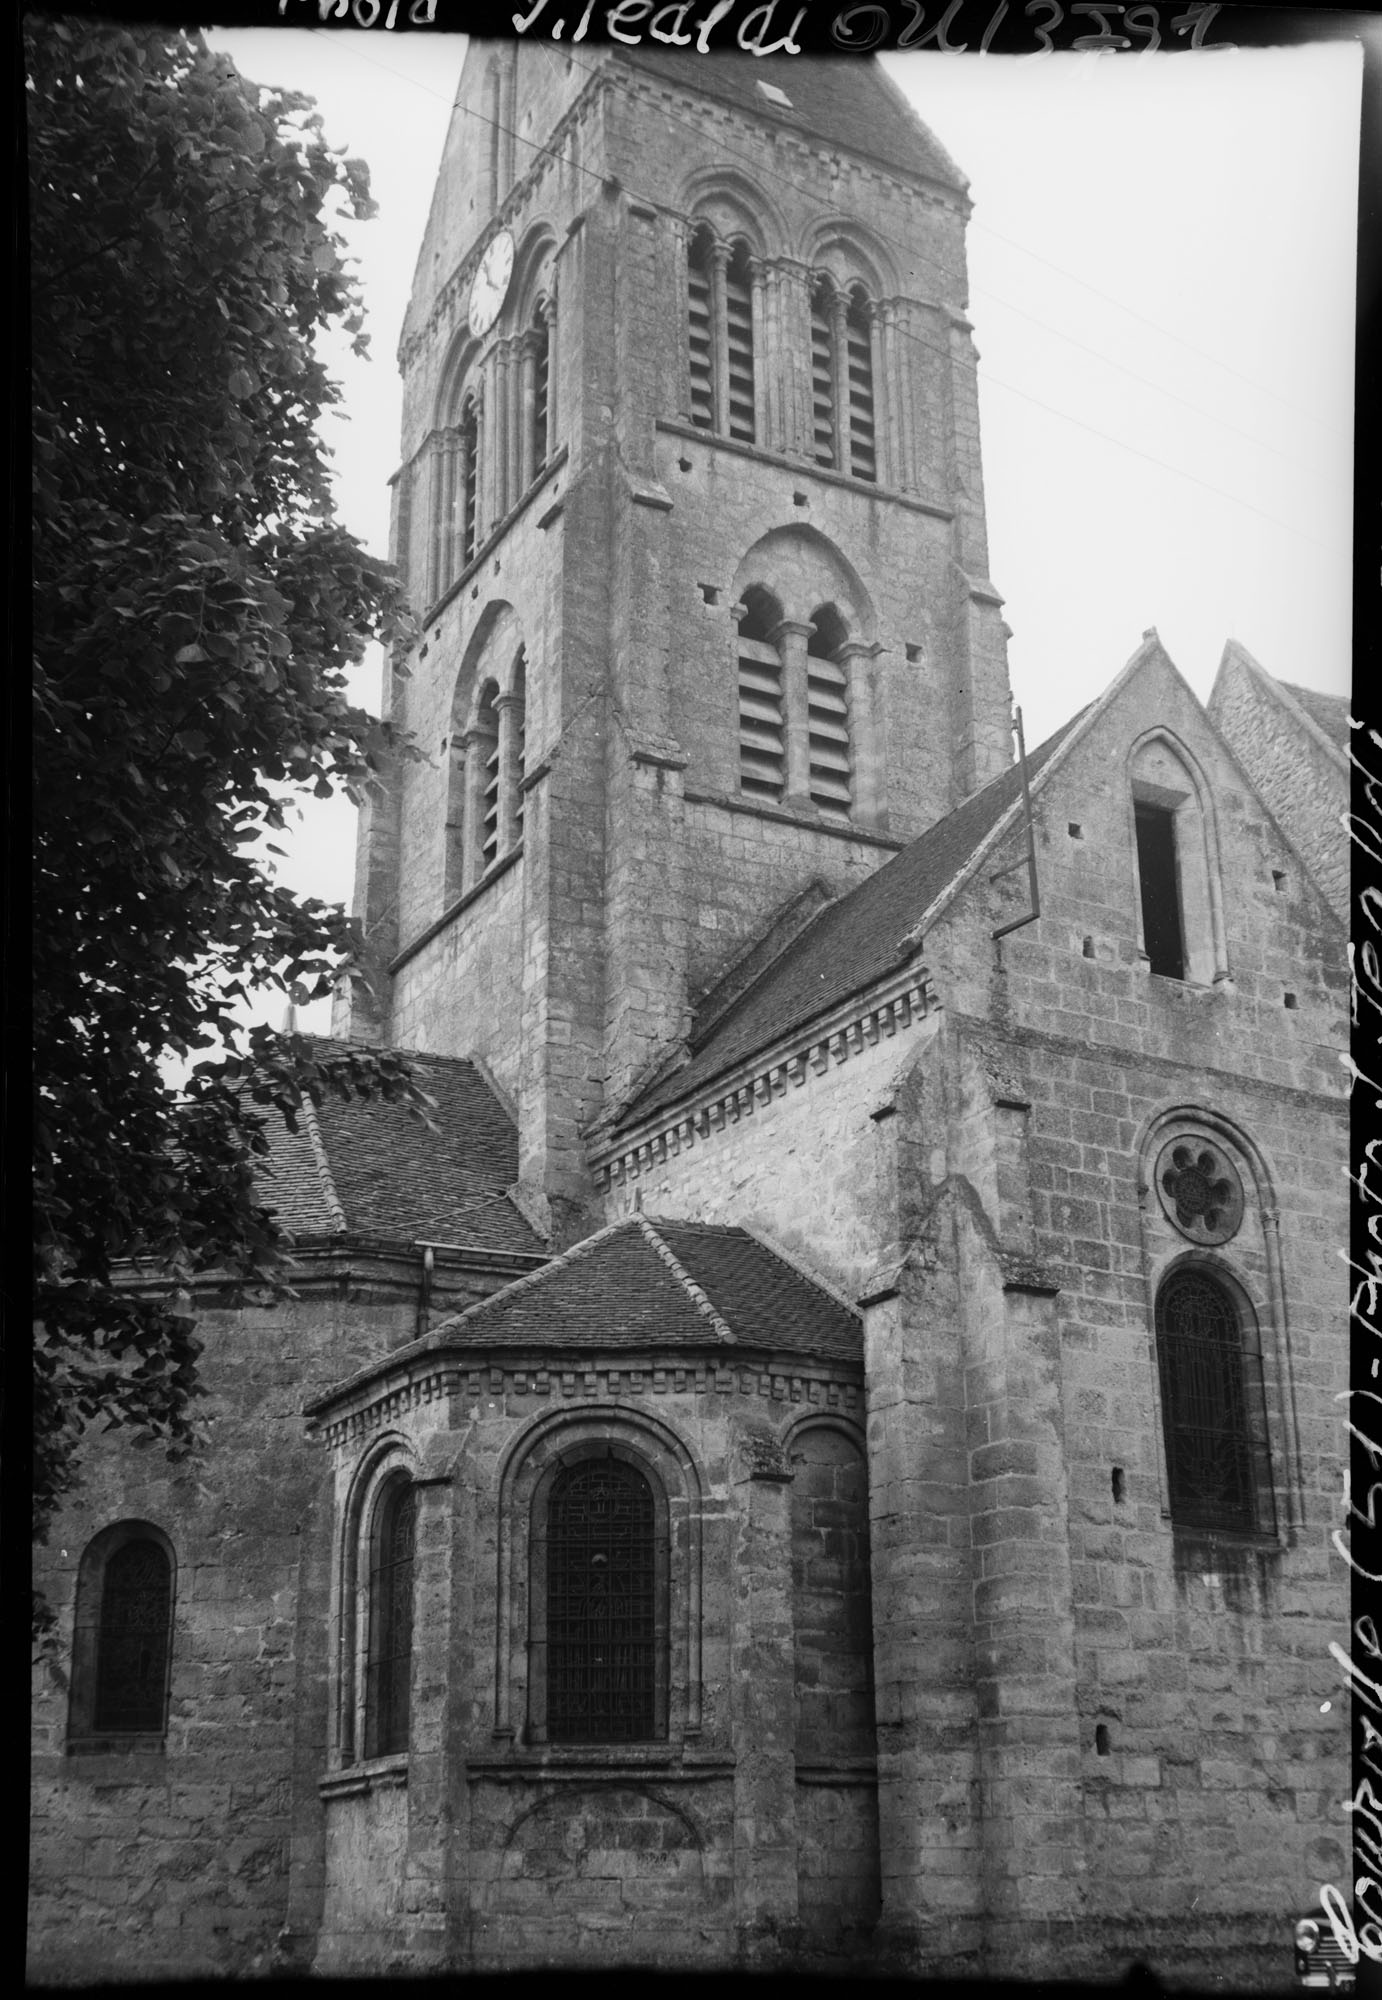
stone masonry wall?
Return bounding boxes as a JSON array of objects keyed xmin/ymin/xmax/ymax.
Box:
[
  {"xmin": 28, "ymin": 1263, "xmax": 517, "ymax": 1985},
  {"xmin": 1207, "ymin": 649, "xmax": 1349, "ymax": 924},
  {"xmin": 310, "ymin": 1350, "xmax": 874, "ymax": 1971}
]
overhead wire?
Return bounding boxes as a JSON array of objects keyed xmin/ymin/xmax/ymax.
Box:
[{"xmin": 302, "ymin": 25, "xmax": 1342, "ymax": 550}]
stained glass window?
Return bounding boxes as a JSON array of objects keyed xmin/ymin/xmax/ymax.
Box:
[{"xmin": 547, "ymin": 1459, "xmax": 656, "ymax": 1743}]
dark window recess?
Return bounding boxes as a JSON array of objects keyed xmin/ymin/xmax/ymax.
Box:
[
  {"xmin": 1156, "ymin": 1270, "xmax": 1266, "ymax": 1534},
  {"xmin": 1095, "ymin": 1724, "xmax": 1112, "ymax": 1756},
  {"xmin": 93, "ymin": 1539, "xmax": 172, "ymax": 1733},
  {"xmin": 1135, "ymin": 802, "xmax": 1185, "ymax": 979},
  {"xmin": 547, "ymin": 1459, "xmax": 656, "ymax": 1743},
  {"xmin": 365, "ymin": 1484, "xmax": 417, "ymax": 1758}
]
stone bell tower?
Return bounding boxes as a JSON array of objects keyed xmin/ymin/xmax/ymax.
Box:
[{"xmin": 337, "ymin": 42, "xmax": 1013, "ymax": 1242}]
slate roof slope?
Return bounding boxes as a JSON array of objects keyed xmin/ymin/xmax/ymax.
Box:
[
  {"xmin": 429, "ymin": 1216, "xmax": 862, "ymax": 1364},
  {"xmin": 1278, "ymin": 679, "xmax": 1351, "ymax": 757},
  {"xmin": 612, "ymin": 48, "xmax": 967, "ymax": 194},
  {"xmin": 623, "ymin": 712, "xmax": 1084, "ymax": 1126},
  {"xmin": 256, "ymin": 1044, "xmax": 545, "ymax": 1257}
]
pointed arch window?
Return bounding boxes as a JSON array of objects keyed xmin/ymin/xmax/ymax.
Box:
[
  {"xmin": 807, "ymin": 603, "xmax": 852, "ymax": 813},
  {"xmin": 364, "ymin": 1480, "xmax": 417, "ymax": 1759},
  {"xmin": 736, "ymin": 585, "xmax": 786, "ymax": 803},
  {"xmin": 546, "ymin": 1458, "xmax": 657, "ymax": 1743},
  {"xmin": 1155, "ymin": 1267, "xmax": 1275, "ymax": 1534}
]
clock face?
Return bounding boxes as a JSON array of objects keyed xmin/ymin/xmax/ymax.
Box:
[{"xmin": 468, "ymin": 229, "xmax": 514, "ymax": 339}]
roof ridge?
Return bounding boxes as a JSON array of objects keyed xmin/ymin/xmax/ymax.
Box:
[
  {"xmin": 736, "ymin": 1223, "xmax": 863, "ymax": 1321},
  {"xmin": 637, "ymin": 1216, "xmax": 737, "ymax": 1344},
  {"xmin": 300, "ymin": 1095, "xmax": 348, "ymax": 1234},
  {"xmin": 431, "ymin": 1216, "xmax": 634, "ymax": 1335}
]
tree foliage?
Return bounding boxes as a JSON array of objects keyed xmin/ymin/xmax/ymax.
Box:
[{"xmin": 30, "ymin": 17, "xmax": 423, "ymax": 1578}]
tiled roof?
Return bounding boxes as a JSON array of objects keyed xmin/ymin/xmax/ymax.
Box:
[
  {"xmin": 612, "ymin": 49, "xmax": 967, "ymax": 194},
  {"xmin": 255, "ymin": 1044, "xmax": 545, "ymax": 1258},
  {"xmin": 430, "ymin": 1216, "xmax": 862, "ymax": 1365},
  {"xmin": 1278, "ymin": 679, "xmax": 1351, "ymax": 755},
  {"xmin": 623, "ymin": 713, "xmax": 1084, "ymax": 1125}
]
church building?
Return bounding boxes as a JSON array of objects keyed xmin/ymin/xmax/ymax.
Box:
[{"xmin": 28, "ymin": 43, "xmax": 1352, "ymax": 1985}]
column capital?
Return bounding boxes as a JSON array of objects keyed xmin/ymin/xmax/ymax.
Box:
[{"xmin": 769, "ymin": 618, "xmax": 815, "ymax": 647}]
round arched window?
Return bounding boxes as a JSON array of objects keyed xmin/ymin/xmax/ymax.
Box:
[{"xmin": 1155, "ymin": 1267, "xmax": 1271, "ymax": 1533}]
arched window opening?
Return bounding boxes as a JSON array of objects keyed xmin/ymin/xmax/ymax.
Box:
[
  {"xmin": 810, "ymin": 276, "xmax": 837, "ymax": 468},
  {"xmin": 547, "ymin": 1458, "xmax": 657, "ymax": 1743},
  {"xmin": 476, "ymin": 680, "xmax": 501, "ymax": 872},
  {"xmin": 1156, "ymin": 1267, "xmax": 1275, "ymax": 1534},
  {"xmin": 92, "ymin": 1538, "xmax": 172, "ymax": 1734},
  {"xmin": 737, "ymin": 584, "xmax": 786, "ymax": 803},
  {"xmin": 845, "ymin": 285, "xmax": 876, "ymax": 483},
  {"xmin": 807, "ymin": 602, "xmax": 852, "ymax": 813},
  {"xmin": 530, "ymin": 316, "xmax": 550, "ymax": 479},
  {"xmin": 687, "ymin": 226, "xmax": 715, "ymax": 431},
  {"xmin": 511, "ymin": 650, "xmax": 528, "ymax": 845},
  {"xmin": 1135, "ymin": 803, "xmax": 1184, "ymax": 978},
  {"xmin": 725, "ymin": 238, "xmax": 756, "ymax": 443},
  {"xmin": 460, "ymin": 398, "xmax": 479, "ymax": 569},
  {"xmin": 364, "ymin": 1481, "xmax": 417, "ymax": 1759}
]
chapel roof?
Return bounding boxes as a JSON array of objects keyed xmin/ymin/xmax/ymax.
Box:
[
  {"xmin": 256, "ymin": 1045, "xmax": 545, "ymax": 1258},
  {"xmin": 427, "ymin": 1215, "xmax": 862, "ymax": 1365},
  {"xmin": 611, "ymin": 48, "xmax": 968, "ymax": 195},
  {"xmin": 622, "ymin": 710, "xmax": 1085, "ymax": 1126}
]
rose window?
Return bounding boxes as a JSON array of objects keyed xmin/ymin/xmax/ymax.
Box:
[{"xmin": 1154, "ymin": 1135, "xmax": 1244, "ymax": 1245}]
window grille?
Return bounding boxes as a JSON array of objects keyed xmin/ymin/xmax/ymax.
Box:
[
  {"xmin": 547, "ymin": 1459, "xmax": 656, "ymax": 1743},
  {"xmin": 1135, "ymin": 801, "xmax": 1185, "ymax": 978},
  {"xmin": 725, "ymin": 242, "xmax": 756, "ymax": 443},
  {"xmin": 810, "ymin": 282, "xmax": 836, "ymax": 467},
  {"xmin": 92, "ymin": 1538, "xmax": 172, "ymax": 1733},
  {"xmin": 365, "ymin": 1483, "xmax": 417, "ymax": 1758},
  {"xmin": 846, "ymin": 291, "xmax": 876, "ymax": 483},
  {"xmin": 687, "ymin": 231, "xmax": 714, "ymax": 431},
  {"xmin": 1156, "ymin": 1268, "xmax": 1272, "ymax": 1533}
]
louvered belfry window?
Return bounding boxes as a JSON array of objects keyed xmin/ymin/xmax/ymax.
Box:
[
  {"xmin": 512, "ymin": 651, "xmax": 527, "ymax": 844},
  {"xmin": 687, "ymin": 228, "xmax": 715, "ymax": 430},
  {"xmin": 845, "ymin": 288, "xmax": 876, "ymax": 482},
  {"xmin": 810, "ymin": 278, "xmax": 837, "ymax": 467},
  {"xmin": 365, "ymin": 1482, "xmax": 417, "ymax": 1758},
  {"xmin": 531, "ymin": 316, "xmax": 549, "ymax": 478},
  {"xmin": 737, "ymin": 587, "xmax": 786, "ymax": 802},
  {"xmin": 724, "ymin": 240, "xmax": 756, "ymax": 443},
  {"xmin": 807, "ymin": 604, "xmax": 851, "ymax": 812},
  {"xmin": 460, "ymin": 399, "xmax": 479, "ymax": 566},
  {"xmin": 547, "ymin": 1459, "xmax": 657, "ymax": 1742},
  {"xmin": 476, "ymin": 680, "xmax": 501, "ymax": 871},
  {"xmin": 1156, "ymin": 1269, "xmax": 1272, "ymax": 1534},
  {"xmin": 92, "ymin": 1538, "xmax": 172, "ymax": 1733}
]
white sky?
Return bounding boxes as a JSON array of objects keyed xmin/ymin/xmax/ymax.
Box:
[{"xmin": 208, "ymin": 26, "xmax": 1361, "ymax": 1035}]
